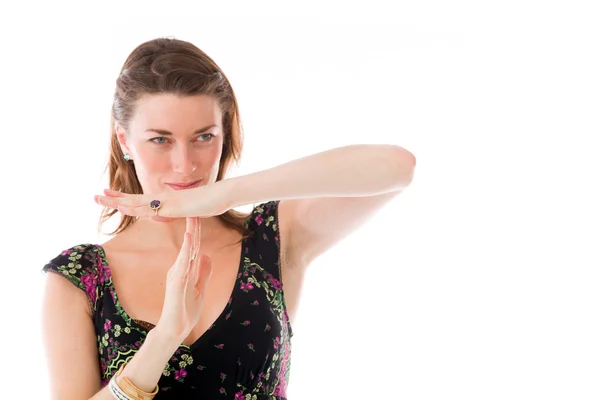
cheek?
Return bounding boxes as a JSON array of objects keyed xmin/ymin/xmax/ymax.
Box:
[
  {"xmin": 206, "ymin": 146, "xmax": 223, "ymax": 168},
  {"xmin": 204, "ymin": 142, "xmax": 224, "ymax": 178},
  {"xmin": 134, "ymin": 146, "xmax": 170, "ymax": 172}
]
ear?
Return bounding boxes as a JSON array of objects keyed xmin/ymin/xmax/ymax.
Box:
[{"xmin": 115, "ymin": 124, "xmax": 132, "ymax": 156}]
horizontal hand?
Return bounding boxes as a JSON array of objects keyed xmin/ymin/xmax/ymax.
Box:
[{"xmin": 94, "ymin": 185, "xmax": 230, "ymax": 221}]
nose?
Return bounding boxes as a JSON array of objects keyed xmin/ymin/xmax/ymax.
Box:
[{"xmin": 171, "ymin": 145, "xmax": 197, "ymax": 175}]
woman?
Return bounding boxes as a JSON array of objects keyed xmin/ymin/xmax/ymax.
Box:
[{"xmin": 41, "ymin": 37, "xmax": 416, "ymax": 400}]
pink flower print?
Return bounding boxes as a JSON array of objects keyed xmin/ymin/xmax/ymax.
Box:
[
  {"xmin": 81, "ymin": 273, "xmax": 98, "ymax": 303},
  {"xmin": 240, "ymin": 282, "xmax": 254, "ymax": 292},
  {"xmin": 255, "ymin": 214, "xmax": 264, "ymax": 225},
  {"xmin": 265, "ymin": 323, "xmax": 271, "ymax": 332},
  {"xmin": 275, "ymin": 233, "xmax": 279, "ymax": 242},
  {"xmin": 174, "ymin": 369, "xmax": 187, "ymax": 381},
  {"xmin": 225, "ymin": 311, "xmax": 232, "ymax": 320},
  {"xmin": 215, "ymin": 343, "xmax": 224, "ymax": 350},
  {"xmin": 251, "ymin": 300, "xmax": 259, "ymax": 306},
  {"xmin": 219, "ymin": 388, "xmax": 227, "ymax": 395},
  {"xmin": 196, "ymin": 365, "xmax": 206, "ymax": 370},
  {"xmin": 234, "ymin": 391, "xmax": 245, "ymax": 400},
  {"xmin": 97, "ymin": 262, "xmax": 110, "ymax": 284},
  {"xmin": 220, "ymin": 372, "xmax": 226, "ymax": 382},
  {"xmin": 241, "ymin": 320, "xmax": 251, "ymax": 326},
  {"xmin": 237, "ymin": 358, "xmax": 241, "ymax": 366},
  {"xmin": 269, "ymin": 275, "xmax": 283, "ymax": 290},
  {"xmin": 104, "ymin": 319, "xmax": 112, "ymax": 331},
  {"xmin": 248, "ymin": 343, "xmax": 255, "ymax": 352},
  {"xmin": 273, "ymin": 336, "xmax": 280, "ymax": 349}
]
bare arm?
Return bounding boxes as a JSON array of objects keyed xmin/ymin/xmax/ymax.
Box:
[{"xmin": 42, "ymin": 272, "xmax": 181, "ymax": 400}]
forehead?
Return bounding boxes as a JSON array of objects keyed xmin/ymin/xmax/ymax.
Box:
[{"xmin": 131, "ymin": 94, "xmax": 222, "ymax": 130}]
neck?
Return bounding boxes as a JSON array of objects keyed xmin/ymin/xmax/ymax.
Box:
[{"xmin": 126, "ymin": 216, "xmax": 226, "ymax": 252}]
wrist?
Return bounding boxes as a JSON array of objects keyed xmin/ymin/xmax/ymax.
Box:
[
  {"xmin": 117, "ymin": 328, "xmax": 180, "ymax": 395},
  {"xmin": 146, "ymin": 327, "xmax": 182, "ymax": 353},
  {"xmin": 215, "ymin": 177, "xmax": 239, "ymax": 211}
]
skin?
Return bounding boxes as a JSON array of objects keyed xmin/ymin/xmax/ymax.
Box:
[
  {"xmin": 107, "ymin": 93, "xmax": 244, "ymax": 346},
  {"xmin": 105, "ymin": 93, "xmax": 413, "ymax": 338},
  {"xmin": 42, "ymin": 91, "xmax": 414, "ymax": 398}
]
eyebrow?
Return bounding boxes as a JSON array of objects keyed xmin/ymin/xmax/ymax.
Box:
[{"xmin": 144, "ymin": 124, "xmax": 218, "ymax": 135}]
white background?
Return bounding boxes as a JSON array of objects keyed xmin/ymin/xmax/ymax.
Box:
[{"xmin": 1, "ymin": 1, "xmax": 599, "ymax": 399}]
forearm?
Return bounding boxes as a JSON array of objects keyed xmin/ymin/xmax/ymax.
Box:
[
  {"xmin": 220, "ymin": 144, "xmax": 415, "ymax": 208},
  {"xmin": 90, "ymin": 329, "xmax": 180, "ymax": 399}
]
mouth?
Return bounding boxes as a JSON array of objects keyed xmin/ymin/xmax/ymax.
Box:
[{"xmin": 166, "ymin": 179, "xmax": 203, "ymax": 191}]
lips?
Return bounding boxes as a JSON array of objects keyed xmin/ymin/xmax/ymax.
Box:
[{"xmin": 166, "ymin": 179, "xmax": 203, "ymax": 190}]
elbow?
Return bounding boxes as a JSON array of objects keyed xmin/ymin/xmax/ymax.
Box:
[{"xmin": 392, "ymin": 145, "xmax": 416, "ymax": 189}]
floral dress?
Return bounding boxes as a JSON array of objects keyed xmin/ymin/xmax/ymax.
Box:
[{"xmin": 42, "ymin": 201, "xmax": 293, "ymax": 399}]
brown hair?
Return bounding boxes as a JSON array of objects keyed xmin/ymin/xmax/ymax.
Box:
[{"xmin": 99, "ymin": 37, "xmax": 251, "ymax": 238}]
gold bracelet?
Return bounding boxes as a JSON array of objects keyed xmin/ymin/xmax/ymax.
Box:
[{"xmin": 115, "ymin": 363, "xmax": 160, "ymax": 400}]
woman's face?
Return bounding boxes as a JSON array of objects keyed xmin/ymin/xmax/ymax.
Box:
[{"xmin": 117, "ymin": 94, "xmax": 224, "ymax": 194}]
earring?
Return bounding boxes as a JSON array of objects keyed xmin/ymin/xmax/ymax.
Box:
[{"xmin": 124, "ymin": 153, "xmax": 131, "ymax": 161}]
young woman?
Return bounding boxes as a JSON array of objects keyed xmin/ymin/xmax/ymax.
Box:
[{"xmin": 41, "ymin": 37, "xmax": 416, "ymax": 400}]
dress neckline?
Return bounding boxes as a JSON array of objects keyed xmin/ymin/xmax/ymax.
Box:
[{"xmin": 94, "ymin": 235, "xmax": 248, "ymax": 351}]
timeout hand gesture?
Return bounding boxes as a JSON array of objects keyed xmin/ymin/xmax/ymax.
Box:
[
  {"xmin": 94, "ymin": 185, "xmax": 230, "ymax": 222},
  {"xmin": 156, "ymin": 217, "xmax": 213, "ymax": 344}
]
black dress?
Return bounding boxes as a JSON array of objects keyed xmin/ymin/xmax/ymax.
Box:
[{"xmin": 42, "ymin": 201, "xmax": 293, "ymax": 399}]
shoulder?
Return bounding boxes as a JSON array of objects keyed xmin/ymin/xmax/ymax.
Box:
[
  {"xmin": 43, "ymin": 243, "xmax": 102, "ymax": 275},
  {"xmin": 247, "ymin": 201, "xmax": 280, "ymax": 228},
  {"xmin": 244, "ymin": 201, "xmax": 283, "ymax": 256},
  {"xmin": 42, "ymin": 243, "xmax": 106, "ymax": 303}
]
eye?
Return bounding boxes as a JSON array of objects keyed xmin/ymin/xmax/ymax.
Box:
[
  {"xmin": 197, "ymin": 133, "xmax": 215, "ymax": 142},
  {"xmin": 150, "ymin": 136, "xmax": 169, "ymax": 144}
]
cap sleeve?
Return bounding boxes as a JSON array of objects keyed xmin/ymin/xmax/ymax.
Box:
[
  {"xmin": 42, "ymin": 243, "xmax": 103, "ymax": 315},
  {"xmin": 247, "ymin": 201, "xmax": 283, "ymax": 280}
]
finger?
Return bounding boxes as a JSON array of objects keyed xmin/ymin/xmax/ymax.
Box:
[
  {"xmin": 187, "ymin": 250, "xmax": 201, "ymax": 293},
  {"xmin": 185, "ymin": 218, "xmax": 196, "ymax": 260},
  {"xmin": 103, "ymin": 189, "xmax": 127, "ymax": 197},
  {"xmin": 185, "ymin": 218, "xmax": 197, "ymax": 244},
  {"xmin": 96, "ymin": 194, "xmax": 146, "ymax": 210},
  {"xmin": 174, "ymin": 232, "xmax": 193, "ymax": 277},
  {"xmin": 192, "ymin": 217, "xmax": 199, "ymax": 255},
  {"xmin": 185, "ymin": 217, "xmax": 195, "ymax": 234},
  {"xmin": 116, "ymin": 205, "xmax": 155, "ymax": 218},
  {"xmin": 192, "ymin": 220, "xmax": 202, "ymax": 266},
  {"xmin": 194, "ymin": 217, "xmax": 201, "ymax": 258}
]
